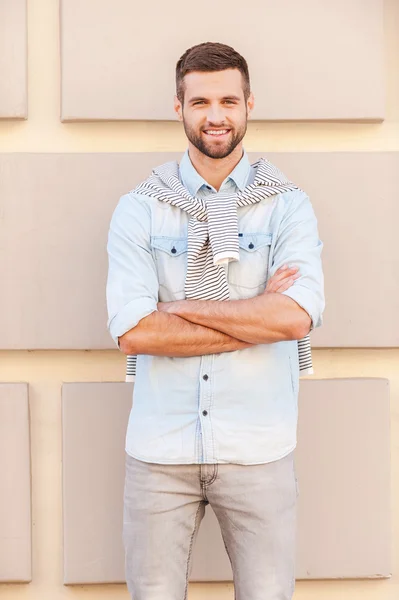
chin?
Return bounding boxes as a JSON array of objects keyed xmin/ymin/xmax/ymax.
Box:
[{"xmin": 207, "ymin": 148, "xmax": 235, "ymax": 159}]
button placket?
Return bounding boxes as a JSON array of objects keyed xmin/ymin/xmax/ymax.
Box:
[
  {"xmin": 201, "ymin": 373, "xmax": 210, "ymax": 417},
  {"xmin": 198, "ymin": 356, "xmax": 215, "ymax": 462}
]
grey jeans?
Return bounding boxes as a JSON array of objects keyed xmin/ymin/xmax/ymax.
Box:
[{"xmin": 123, "ymin": 450, "xmax": 299, "ymax": 600}]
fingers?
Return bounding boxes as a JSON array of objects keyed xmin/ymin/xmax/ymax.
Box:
[
  {"xmin": 266, "ymin": 265, "xmax": 300, "ymax": 293},
  {"xmin": 275, "ymin": 276, "xmax": 299, "ymax": 292},
  {"xmin": 266, "ymin": 265, "xmax": 300, "ymax": 292},
  {"xmin": 273, "ymin": 265, "xmax": 299, "ymax": 283}
]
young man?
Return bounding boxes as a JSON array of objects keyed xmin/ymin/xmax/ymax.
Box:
[{"xmin": 106, "ymin": 42, "xmax": 325, "ymax": 600}]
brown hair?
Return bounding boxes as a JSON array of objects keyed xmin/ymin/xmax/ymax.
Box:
[{"xmin": 176, "ymin": 42, "xmax": 250, "ymax": 104}]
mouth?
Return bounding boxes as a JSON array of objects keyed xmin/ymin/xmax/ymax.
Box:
[{"xmin": 203, "ymin": 129, "xmax": 231, "ymax": 139}]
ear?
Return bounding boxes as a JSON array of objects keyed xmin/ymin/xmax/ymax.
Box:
[
  {"xmin": 174, "ymin": 95, "xmax": 183, "ymax": 121},
  {"xmin": 246, "ymin": 92, "xmax": 255, "ymax": 119}
]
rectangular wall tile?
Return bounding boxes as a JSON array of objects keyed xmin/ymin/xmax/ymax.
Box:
[
  {"xmin": 0, "ymin": 153, "xmax": 398, "ymax": 349},
  {"xmin": 0, "ymin": 0, "xmax": 27, "ymax": 119},
  {"xmin": 253, "ymin": 152, "xmax": 399, "ymax": 348},
  {"xmin": 62, "ymin": 383, "xmax": 132, "ymax": 584},
  {"xmin": 295, "ymin": 378, "xmax": 391, "ymax": 578},
  {"xmin": 60, "ymin": 0, "xmax": 384, "ymax": 121},
  {"xmin": 191, "ymin": 378, "xmax": 391, "ymax": 580},
  {"xmin": 0, "ymin": 384, "xmax": 31, "ymax": 582},
  {"xmin": 62, "ymin": 378, "xmax": 391, "ymax": 583}
]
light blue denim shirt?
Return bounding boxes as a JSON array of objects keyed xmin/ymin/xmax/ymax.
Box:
[{"xmin": 106, "ymin": 149, "xmax": 325, "ymax": 464}]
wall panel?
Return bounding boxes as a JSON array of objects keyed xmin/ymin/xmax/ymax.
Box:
[
  {"xmin": 0, "ymin": 152, "xmax": 398, "ymax": 350},
  {"xmin": 61, "ymin": 378, "xmax": 391, "ymax": 583},
  {"xmin": 0, "ymin": 383, "xmax": 31, "ymax": 582},
  {"xmin": 60, "ymin": 0, "xmax": 385, "ymax": 122},
  {"xmin": 0, "ymin": 0, "xmax": 27, "ymax": 119}
]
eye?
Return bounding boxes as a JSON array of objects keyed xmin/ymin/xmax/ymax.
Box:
[
  {"xmin": 193, "ymin": 101, "xmax": 205, "ymax": 106},
  {"xmin": 224, "ymin": 100, "xmax": 236, "ymax": 104}
]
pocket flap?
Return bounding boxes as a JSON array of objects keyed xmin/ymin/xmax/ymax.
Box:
[
  {"xmin": 237, "ymin": 232, "xmax": 272, "ymax": 252},
  {"xmin": 151, "ymin": 236, "xmax": 188, "ymax": 256}
]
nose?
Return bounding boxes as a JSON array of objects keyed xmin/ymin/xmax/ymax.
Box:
[{"xmin": 206, "ymin": 102, "xmax": 226, "ymax": 125}]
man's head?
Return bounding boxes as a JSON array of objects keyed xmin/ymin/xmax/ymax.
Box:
[{"xmin": 174, "ymin": 42, "xmax": 254, "ymax": 160}]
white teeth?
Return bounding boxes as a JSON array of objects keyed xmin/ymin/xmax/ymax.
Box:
[{"xmin": 205, "ymin": 130, "xmax": 228, "ymax": 136}]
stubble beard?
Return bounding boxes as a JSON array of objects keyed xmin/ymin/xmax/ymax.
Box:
[{"xmin": 182, "ymin": 115, "xmax": 248, "ymax": 160}]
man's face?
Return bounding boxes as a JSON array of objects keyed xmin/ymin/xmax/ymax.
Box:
[{"xmin": 174, "ymin": 69, "xmax": 254, "ymax": 159}]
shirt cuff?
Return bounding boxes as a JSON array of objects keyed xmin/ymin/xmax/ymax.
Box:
[
  {"xmin": 281, "ymin": 286, "xmax": 323, "ymax": 332},
  {"xmin": 214, "ymin": 250, "xmax": 240, "ymax": 266},
  {"xmin": 107, "ymin": 298, "xmax": 157, "ymax": 348}
]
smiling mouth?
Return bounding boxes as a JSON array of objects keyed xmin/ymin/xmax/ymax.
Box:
[{"xmin": 203, "ymin": 129, "xmax": 231, "ymax": 137}]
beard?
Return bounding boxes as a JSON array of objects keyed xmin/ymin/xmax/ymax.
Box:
[{"xmin": 182, "ymin": 116, "xmax": 247, "ymax": 159}]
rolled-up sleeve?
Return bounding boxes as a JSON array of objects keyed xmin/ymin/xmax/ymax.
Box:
[
  {"xmin": 106, "ymin": 192, "xmax": 159, "ymax": 348},
  {"xmin": 270, "ymin": 190, "xmax": 325, "ymax": 331}
]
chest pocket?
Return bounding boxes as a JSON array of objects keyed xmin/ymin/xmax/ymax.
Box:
[
  {"xmin": 228, "ymin": 232, "xmax": 273, "ymax": 290},
  {"xmin": 151, "ymin": 236, "xmax": 188, "ymax": 294}
]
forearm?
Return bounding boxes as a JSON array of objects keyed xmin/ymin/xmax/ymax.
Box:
[
  {"xmin": 161, "ymin": 292, "xmax": 311, "ymax": 344},
  {"xmin": 118, "ymin": 310, "xmax": 254, "ymax": 356}
]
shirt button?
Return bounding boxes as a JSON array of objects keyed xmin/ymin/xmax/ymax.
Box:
[
  {"xmin": 202, "ymin": 410, "xmax": 208, "ymax": 416},
  {"xmin": 248, "ymin": 243, "xmax": 254, "ymax": 249},
  {"xmin": 171, "ymin": 247, "xmax": 177, "ymax": 254},
  {"xmin": 203, "ymin": 374, "xmax": 209, "ymax": 381}
]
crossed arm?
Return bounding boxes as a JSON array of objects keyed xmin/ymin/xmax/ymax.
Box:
[
  {"xmin": 118, "ymin": 267, "xmax": 310, "ymax": 356},
  {"xmin": 118, "ymin": 308, "xmax": 253, "ymax": 356},
  {"xmin": 158, "ymin": 288, "xmax": 311, "ymax": 343},
  {"xmin": 108, "ymin": 191, "xmax": 324, "ymax": 357}
]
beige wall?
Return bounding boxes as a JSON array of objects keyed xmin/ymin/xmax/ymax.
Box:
[
  {"xmin": 1, "ymin": 1, "xmax": 398, "ymax": 600},
  {"xmin": 59, "ymin": 0, "xmax": 385, "ymax": 121}
]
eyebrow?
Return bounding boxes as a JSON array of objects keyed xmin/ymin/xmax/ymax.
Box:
[{"xmin": 188, "ymin": 95, "xmax": 241, "ymax": 104}]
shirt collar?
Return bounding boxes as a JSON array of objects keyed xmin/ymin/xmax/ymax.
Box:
[{"xmin": 179, "ymin": 148, "xmax": 251, "ymax": 196}]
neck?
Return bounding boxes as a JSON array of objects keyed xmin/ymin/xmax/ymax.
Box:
[{"xmin": 187, "ymin": 143, "xmax": 244, "ymax": 191}]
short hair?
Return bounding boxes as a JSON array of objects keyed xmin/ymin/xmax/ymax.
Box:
[{"xmin": 176, "ymin": 42, "xmax": 251, "ymax": 104}]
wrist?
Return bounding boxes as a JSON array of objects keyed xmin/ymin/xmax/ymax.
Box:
[
  {"xmin": 171, "ymin": 299, "xmax": 190, "ymax": 317},
  {"xmin": 158, "ymin": 300, "xmax": 187, "ymax": 316}
]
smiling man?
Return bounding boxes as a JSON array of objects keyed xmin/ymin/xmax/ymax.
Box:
[{"xmin": 106, "ymin": 42, "xmax": 325, "ymax": 600}]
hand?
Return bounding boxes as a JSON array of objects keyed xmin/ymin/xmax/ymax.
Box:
[{"xmin": 263, "ymin": 265, "xmax": 300, "ymax": 294}]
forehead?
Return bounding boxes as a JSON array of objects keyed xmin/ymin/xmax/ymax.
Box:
[{"xmin": 183, "ymin": 69, "xmax": 245, "ymax": 99}]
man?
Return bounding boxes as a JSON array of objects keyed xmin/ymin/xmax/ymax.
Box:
[{"xmin": 106, "ymin": 42, "xmax": 325, "ymax": 600}]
